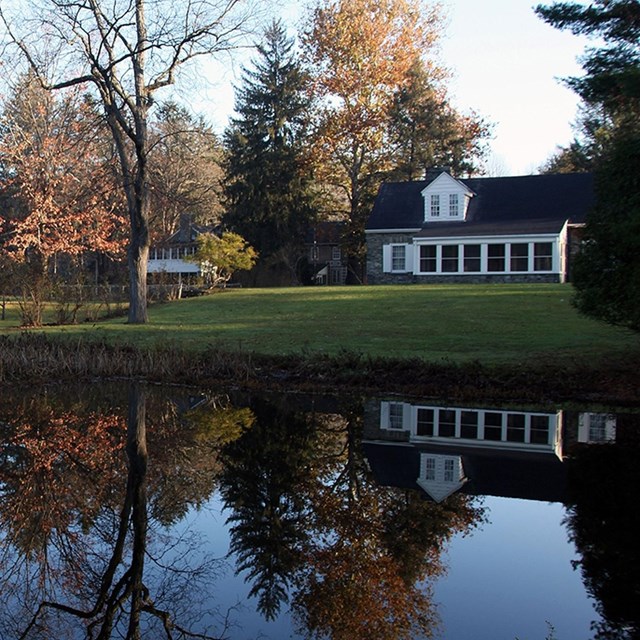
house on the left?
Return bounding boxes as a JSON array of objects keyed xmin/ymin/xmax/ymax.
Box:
[{"xmin": 147, "ymin": 215, "xmax": 214, "ymax": 283}]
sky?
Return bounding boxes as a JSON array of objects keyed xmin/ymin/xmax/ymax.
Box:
[{"xmin": 190, "ymin": 0, "xmax": 593, "ymax": 177}]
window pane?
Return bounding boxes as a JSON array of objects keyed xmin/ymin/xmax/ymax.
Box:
[
  {"xmin": 420, "ymin": 245, "xmax": 437, "ymax": 272},
  {"xmin": 507, "ymin": 413, "xmax": 526, "ymax": 442},
  {"xmin": 425, "ymin": 457, "xmax": 436, "ymax": 480},
  {"xmin": 510, "ymin": 243, "xmax": 529, "ymax": 272},
  {"xmin": 461, "ymin": 410, "xmax": 478, "ymax": 439},
  {"xmin": 391, "ymin": 245, "xmax": 406, "ymax": 271},
  {"xmin": 488, "ymin": 244, "xmax": 506, "ymax": 272},
  {"xmin": 417, "ymin": 408, "xmax": 434, "ymax": 436},
  {"xmin": 430, "ymin": 194, "xmax": 440, "ymax": 217},
  {"xmin": 444, "ymin": 459, "xmax": 455, "ymax": 482},
  {"xmin": 463, "ymin": 245, "xmax": 481, "ymax": 272},
  {"xmin": 389, "ymin": 403, "xmax": 404, "ymax": 429},
  {"xmin": 439, "ymin": 409, "xmax": 456, "ymax": 437},
  {"xmin": 484, "ymin": 411, "xmax": 503, "ymax": 440},
  {"xmin": 449, "ymin": 193, "xmax": 459, "ymax": 216},
  {"xmin": 441, "ymin": 245, "xmax": 459, "ymax": 273},
  {"xmin": 530, "ymin": 415, "xmax": 550, "ymax": 444},
  {"xmin": 534, "ymin": 242, "xmax": 553, "ymax": 271}
]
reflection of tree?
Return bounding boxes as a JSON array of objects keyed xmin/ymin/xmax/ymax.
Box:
[
  {"xmin": 217, "ymin": 396, "xmax": 485, "ymax": 639},
  {"xmin": 564, "ymin": 415, "xmax": 640, "ymax": 640},
  {"xmin": 291, "ymin": 408, "xmax": 484, "ymax": 640},
  {"xmin": 144, "ymin": 394, "xmax": 251, "ymax": 526},
  {"xmin": 0, "ymin": 393, "xmax": 125, "ymax": 602},
  {"xmin": 0, "ymin": 384, "xmax": 229, "ymax": 639},
  {"xmin": 218, "ymin": 396, "xmax": 316, "ymax": 620}
]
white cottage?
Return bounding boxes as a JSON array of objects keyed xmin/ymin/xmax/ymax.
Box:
[{"xmin": 365, "ymin": 169, "xmax": 594, "ymax": 284}]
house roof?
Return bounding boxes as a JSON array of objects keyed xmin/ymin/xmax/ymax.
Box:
[
  {"xmin": 362, "ymin": 441, "xmax": 568, "ymax": 503},
  {"xmin": 366, "ymin": 172, "xmax": 595, "ymax": 233}
]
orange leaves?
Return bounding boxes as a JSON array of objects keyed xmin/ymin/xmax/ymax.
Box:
[
  {"xmin": 0, "ymin": 406, "xmax": 126, "ymax": 551},
  {"xmin": 304, "ymin": 0, "xmax": 443, "ymax": 113},
  {"xmin": 301, "ymin": 0, "xmax": 448, "ymax": 228},
  {"xmin": 0, "ymin": 77, "xmax": 127, "ymax": 262}
]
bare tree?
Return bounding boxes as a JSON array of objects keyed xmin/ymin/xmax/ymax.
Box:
[{"xmin": 0, "ymin": 0, "xmax": 259, "ymax": 322}]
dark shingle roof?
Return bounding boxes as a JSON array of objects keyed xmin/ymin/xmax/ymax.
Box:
[
  {"xmin": 366, "ymin": 172, "xmax": 595, "ymax": 233},
  {"xmin": 362, "ymin": 442, "xmax": 568, "ymax": 503}
]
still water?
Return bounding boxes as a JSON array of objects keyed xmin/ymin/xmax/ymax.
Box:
[{"xmin": 0, "ymin": 383, "xmax": 637, "ymax": 640}]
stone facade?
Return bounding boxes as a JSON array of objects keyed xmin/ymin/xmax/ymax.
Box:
[{"xmin": 366, "ymin": 232, "xmax": 414, "ymax": 285}]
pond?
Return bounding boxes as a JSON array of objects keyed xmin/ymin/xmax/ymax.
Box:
[{"xmin": 0, "ymin": 383, "xmax": 638, "ymax": 640}]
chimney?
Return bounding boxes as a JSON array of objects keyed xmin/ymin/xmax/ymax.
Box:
[{"xmin": 424, "ymin": 166, "xmax": 451, "ymax": 181}]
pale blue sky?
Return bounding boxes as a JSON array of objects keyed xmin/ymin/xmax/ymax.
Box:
[
  {"xmin": 191, "ymin": 0, "xmax": 591, "ymax": 176},
  {"xmin": 440, "ymin": 0, "xmax": 590, "ymax": 175}
]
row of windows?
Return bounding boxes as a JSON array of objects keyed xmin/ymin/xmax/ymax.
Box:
[
  {"xmin": 429, "ymin": 193, "xmax": 460, "ymax": 218},
  {"xmin": 387, "ymin": 404, "xmax": 554, "ymax": 445},
  {"xmin": 150, "ymin": 246, "xmax": 197, "ymax": 261},
  {"xmin": 389, "ymin": 241, "xmax": 555, "ymax": 274}
]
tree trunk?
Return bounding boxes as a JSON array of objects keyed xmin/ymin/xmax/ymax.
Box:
[
  {"xmin": 126, "ymin": 382, "xmax": 148, "ymax": 638},
  {"xmin": 128, "ymin": 239, "xmax": 149, "ymax": 324}
]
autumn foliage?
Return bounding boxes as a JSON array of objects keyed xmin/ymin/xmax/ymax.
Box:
[{"xmin": 0, "ymin": 76, "xmax": 126, "ymax": 264}]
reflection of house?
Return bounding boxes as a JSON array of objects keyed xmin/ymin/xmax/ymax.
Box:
[
  {"xmin": 306, "ymin": 222, "xmax": 348, "ymax": 285},
  {"xmin": 365, "ymin": 170, "xmax": 594, "ymax": 284},
  {"xmin": 364, "ymin": 399, "xmax": 621, "ymax": 503},
  {"xmin": 577, "ymin": 412, "xmax": 616, "ymax": 444},
  {"xmin": 364, "ymin": 399, "xmax": 569, "ymax": 503},
  {"xmin": 376, "ymin": 400, "xmax": 564, "ymax": 455},
  {"xmin": 147, "ymin": 215, "xmax": 217, "ymax": 281}
]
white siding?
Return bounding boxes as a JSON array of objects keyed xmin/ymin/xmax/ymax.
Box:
[{"xmin": 421, "ymin": 173, "xmax": 473, "ymax": 221}]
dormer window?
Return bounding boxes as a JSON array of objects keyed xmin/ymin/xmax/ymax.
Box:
[
  {"xmin": 430, "ymin": 194, "xmax": 440, "ymax": 217},
  {"xmin": 421, "ymin": 171, "xmax": 474, "ymax": 222},
  {"xmin": 449, "ymin": 193, "xmax": 459, "ymax": 217}
]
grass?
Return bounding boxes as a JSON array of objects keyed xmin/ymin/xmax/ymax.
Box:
[{"xmin": 2, "ymin": 283, "xmax": 637, "ymax": 367}]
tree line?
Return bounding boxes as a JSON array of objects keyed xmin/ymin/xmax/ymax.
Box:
[
  {"xmin": 537, "ymin": 0, "xmax": 640, "ymax": 331},
  {"xmin": 0, "ymin": 0, "xmax": 490, "ymax": 324}
]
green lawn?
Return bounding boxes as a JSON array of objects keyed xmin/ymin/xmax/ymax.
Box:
[{"xmin": 3, "ymin": 284, "xmax": 637, "ymax": 366}]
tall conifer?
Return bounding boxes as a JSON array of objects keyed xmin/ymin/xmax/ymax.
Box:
[{"xmin": 223, "ymin": 21, "xmax": 315, "ymax": 284}]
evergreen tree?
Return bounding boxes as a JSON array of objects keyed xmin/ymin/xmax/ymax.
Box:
[
  {"xmin": 536, "ymin": 0, "xmax": 640, "ymax": 330},
  {"xmin": 388, "ymin": 58, "xmax": 491, "ymax": 180},
  {"xmin": 223, "ymin": 20, "xmax": 316, "ymax": 285}
]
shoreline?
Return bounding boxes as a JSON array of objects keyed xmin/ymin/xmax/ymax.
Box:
[{"xmin": 2, "ymin": 334, "xmax": 639, "ymax": 408}]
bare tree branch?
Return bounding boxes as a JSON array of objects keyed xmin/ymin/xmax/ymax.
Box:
[{"xmin": 0, "ymin": 0, "xmax": 260, "ymax": 322}]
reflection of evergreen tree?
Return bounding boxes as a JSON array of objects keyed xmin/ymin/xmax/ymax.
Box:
[
  {"xmin": 565, "ymin": 415, "xmax": 640, "ymax": 639},
  {"xmin": 218, "ymin": 396, "xmax": 316, "ymax": 620},
  {"xmin": 291, "ymin": 410, "xmax": 484, "ymax": 640}
]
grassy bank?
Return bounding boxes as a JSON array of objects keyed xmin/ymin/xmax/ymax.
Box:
[
  {"xmin": 2, "ymin": 283, "xmax": 637, "ymax": 366},
  {"xmin": 1, "ymin": 284, "xmax": 639, "ymax": 404}
]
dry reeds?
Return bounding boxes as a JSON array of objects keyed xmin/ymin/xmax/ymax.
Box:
[
  {"xmin": 1, "ymin": 333, "xmax": 637, "ymax": 405},
  {"xmin": 0, "ymin": 333, "xmax": 256, "ymax": 386}
]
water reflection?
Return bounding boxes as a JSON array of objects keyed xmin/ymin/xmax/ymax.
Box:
[
  {"xmin": 0, "ymin": 385, "xmax": 638, "ymax": 639},
  {"xmin": 0, "ymin": 384, "xmax": 228, "ymax": 639}
]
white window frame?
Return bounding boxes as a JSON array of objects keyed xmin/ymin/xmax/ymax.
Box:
[
  {"xmin": 414, "ymin": 237, "xmax": 559, "ymax": 275},
  {"xmin": 382, "ymin": 243, "xmax": 413, "ymax": 273},
  {"xmin": 380, "ymin": 401, "xmax": 409, "ymax": 431},
  {"xmin": 430, "ymin": 194, "xmax": 440, "ymax": 217},
  {"xmin": 408, "ymin": 405, "xmax": 557, "ymax": 449},
  {"xmin": 449, "ymin": 193, "xmax": 460, "ymax": 217},
  {"xmin": 391, "ymin": 244, "xmax": 406, "ymax": 271}
]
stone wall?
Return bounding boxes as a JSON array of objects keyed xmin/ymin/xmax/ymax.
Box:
[{"xmin": 366, "ymin": 232, "xmax": 414, "ymax": 285}]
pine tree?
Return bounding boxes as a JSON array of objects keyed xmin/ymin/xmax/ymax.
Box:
[
  {"xmin": 223, "ymin": 20, "xmax": 316, "ymax": 284},
  {"xmin": 536, "ymin": 0, "xmax": 640, "ymax": 330},
  {"xmin": 388, "ymin": 58, "xmax": 490, "ymax": 180}
]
